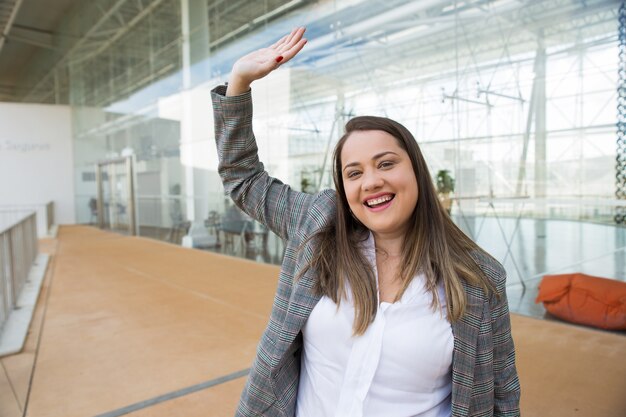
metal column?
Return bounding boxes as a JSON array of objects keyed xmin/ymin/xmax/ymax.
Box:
[{"xmin": 616, "ymin": 2, "xmax": 626, "ymax": 224}]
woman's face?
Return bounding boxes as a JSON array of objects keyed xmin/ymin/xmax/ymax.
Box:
[{"xmin": 340, "ymin": 130, "xmax": 418, "ymax": 239}]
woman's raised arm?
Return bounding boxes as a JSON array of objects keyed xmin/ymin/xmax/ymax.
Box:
[{"xmin": 212, "ymin": 27, "xmax": 334, "ymax": 242}]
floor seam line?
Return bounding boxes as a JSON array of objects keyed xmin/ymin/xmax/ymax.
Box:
[
  {"xmin": 22, "ymin": 248, "xmax": 57, "ymax": 417},
  {"xmin": 92, "ymin": 368, "xmax": 251, "ymax": 417},
  {"xmin": 1, "ymin": 358, "xmax": 23, "ymax": 413},
  {"xmin": 119, "ymin": 264, "xmax": 268, "ymax": 321}
]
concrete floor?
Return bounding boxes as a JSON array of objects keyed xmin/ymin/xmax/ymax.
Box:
[
  {"xmin": 1, "ymin": 224, "xmax": 625, "ymax": 417},
  {"xmin": 1, "ymin": 227, "xmax": 278, "ymax": 417}
]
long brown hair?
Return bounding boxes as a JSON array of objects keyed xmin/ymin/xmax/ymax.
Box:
[{"xmin": 309, "ymin": 116, "xmax": 495, "ymax": 335}]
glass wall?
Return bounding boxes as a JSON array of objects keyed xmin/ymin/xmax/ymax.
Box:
[{"xmin": 60, "ymin": 0, "xmax": 620, "ymax": 264}]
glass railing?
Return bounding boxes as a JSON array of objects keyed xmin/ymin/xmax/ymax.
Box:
[
  {"xmin": 0, "ymin": 203, "xmax": 55, "ymax": 238},
  {"xmin": 0, "ymin": 212, "xmax": 38, "ymax": 334},
  {"xmin": 449, "ymin": 196, "xmax": 624, "ymax": 226}
]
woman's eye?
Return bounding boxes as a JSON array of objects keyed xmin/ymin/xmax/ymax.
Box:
[
  {"xmin": 347, "ymin": 171, "xmax": 361, "ymax": 179},
  {"xmin": 379, "ymin": 161, "xmax": 394, "ymax": 169}
]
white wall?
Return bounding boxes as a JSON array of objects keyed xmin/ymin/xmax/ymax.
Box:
[{"xmin": 0, "ymin": 102, "xmax": 75, "ymax": 228}]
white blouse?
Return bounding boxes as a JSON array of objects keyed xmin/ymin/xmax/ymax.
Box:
[{"xmin": 296, "ymin": 234, "xmax": 454, "ymax": 417}]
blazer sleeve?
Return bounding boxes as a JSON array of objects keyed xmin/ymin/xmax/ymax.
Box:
[
  {"xmin": 211, "ymin": 84, "xmax": 321, "ymax": 241},
  {"xmin": 490, "ymin": 268, "xmax": 522, "ymax": 416}
]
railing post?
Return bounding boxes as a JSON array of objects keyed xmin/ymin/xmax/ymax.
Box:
[
  {"xmin": 32, "ymin": 214, "xmax": 37, "ymax": 261},
  {"xmin": 15, "ymin": 225, "xmax": 24, "ymax": 299},
  {"xmin": 46, "ymin": 201, "xmax": 54, "ymax": 233},
  {"xmin": 7, "ymin": 229, "xmax": 16, "ymax": 312},
  {"xmin": 0, "ymin": 234, "xmax": 8, "ymax": 329},
  {"xmin": 21, "ymin": 221, "xmax": 27, "ymax": 293},
  {"xmin": 96, "ymin": 164, "xmax": 104, "ymax": 229}
]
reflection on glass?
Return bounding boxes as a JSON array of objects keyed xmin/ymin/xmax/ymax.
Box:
[{"xmin": 64, "ymin": 0, "xmax": 620, "ymax": 269}]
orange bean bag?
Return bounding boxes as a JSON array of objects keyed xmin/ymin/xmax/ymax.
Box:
[{"xmin": 535, "ymin": 273, "xmax": 626, "ymax": 330}]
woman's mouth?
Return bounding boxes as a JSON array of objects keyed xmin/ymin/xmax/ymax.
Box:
[{"xmin": 364, "ymin": 194, "xmax": 395, "ymax": 211}]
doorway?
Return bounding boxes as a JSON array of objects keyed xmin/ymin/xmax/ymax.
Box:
[{"xmin": 96, "ymin": 157, "xmax": 136, "ymax": 235}]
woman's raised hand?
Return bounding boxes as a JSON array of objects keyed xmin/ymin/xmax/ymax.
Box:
[{"xmin": 226, "ymin": 27, "xmax": 307, "ymax": 96}]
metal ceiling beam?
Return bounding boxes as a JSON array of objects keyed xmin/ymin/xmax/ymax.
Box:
[
  {"xmin": 0, "ymin": 0, "xmax": 25, "ymax": 55},
  {"xmin": 69, "ymin": 0, "xmax": 167, "ymax": 67},
  {"xmin": 23, "ymin": 0, "xmax": 130, "ymax": 102},
  {"xmin": 208, "ymin": 0, "xmax": 308, "ymax": 49},
  {"xmin": 6, "ymin": 24, "xmax": 56, "ymax": 49}
]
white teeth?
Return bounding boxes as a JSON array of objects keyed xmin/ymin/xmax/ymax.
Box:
[{"xmin": 367, "ymin": 195, "xmax": 393, "ymax": 206}]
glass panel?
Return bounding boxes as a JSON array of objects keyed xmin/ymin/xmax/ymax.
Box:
[{"xmin": 60, "ymin": 0, "xmax": 620, "ymax": 268}]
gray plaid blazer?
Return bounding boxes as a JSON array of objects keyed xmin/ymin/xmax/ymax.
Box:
[{"xmin": 212, "ymin": 85, "xmax": 521, "ymax": 417}]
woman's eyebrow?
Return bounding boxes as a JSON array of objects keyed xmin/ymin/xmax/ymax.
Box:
[
  {"xmin": 342, "ymin": 151, "xmax": 399, "ymax": 171},
  {"xmin": 372, "ymin": 151, "xmax": 399, "ymax": 160}
]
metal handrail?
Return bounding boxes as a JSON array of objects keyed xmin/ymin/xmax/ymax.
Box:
[
  {"xmin": 0, "ymin": 202, "xmax": 54, "ymax": 237},
  {"xmin": 0, "ymin": 213, "xmax": 38, "ymax": 334}
]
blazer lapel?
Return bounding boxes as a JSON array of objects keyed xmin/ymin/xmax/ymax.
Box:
[{"xmin": 450, "ymin": 282, "xmax": 485, "ymax": 417}]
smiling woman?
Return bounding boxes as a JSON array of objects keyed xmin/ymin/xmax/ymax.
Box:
[
  {"xmin": 212, "ymin": 27, "xmax": 520, "ymax": 417},
  {"xmin": 314, "ymin": 114, "xmax": 499, "ymax": 334},
  {"xmin": 340, "ymin": 128, "xmax": 418, "ymax": 241}
]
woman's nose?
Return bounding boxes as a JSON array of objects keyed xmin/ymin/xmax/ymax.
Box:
[{"xmin": 362, "ymin": 171, "xmax": 384, "ymax": 191}]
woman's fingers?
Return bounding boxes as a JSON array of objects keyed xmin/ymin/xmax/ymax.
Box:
[
  {"xmin": 277, "ymin": 27, "xmax": 306, "ymax": 53},
  {"xmin": 281, "ymin": 27, "xmax": 301, "ymax": 49},
  {"xmin": 271, "ymin": 27, "xmax": 305, "ymax": 54},
  {"xmin": 267, "ymin": 27, "xmax": 306, "ymax": 67},
  {"xmin": 278, "ymin": 38, "xmax": 307, "ymax": 64},
  {"xmin": 228, "ymin": 27, "xmax": 306, "ymax": 93},
  {"xmin": 270, "ymin": 27, "xmax": 296, "ymax": 50}
]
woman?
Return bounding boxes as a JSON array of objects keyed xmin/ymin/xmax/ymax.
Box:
[{"xmin": 212, "ymin": 27, "xmax": 520, "ymax": 417}]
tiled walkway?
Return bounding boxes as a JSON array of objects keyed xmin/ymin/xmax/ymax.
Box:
[{"xmin": 1, "ymin": 225, "xmax": 625, "ymax": 416}]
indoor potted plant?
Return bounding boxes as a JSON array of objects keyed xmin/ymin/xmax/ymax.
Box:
[{"xmin": 436, "ymin": 169, "xmax": 455, "ymax": 215}]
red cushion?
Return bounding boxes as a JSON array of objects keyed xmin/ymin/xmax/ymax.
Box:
[{"xmin": 535, "ymin": 273, "xmax": 626, "ymax": 330}]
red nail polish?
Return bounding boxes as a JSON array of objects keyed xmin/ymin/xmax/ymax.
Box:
[{"xmin": 276, "ymin": 56, "xmax": 284, "ymax": 63}]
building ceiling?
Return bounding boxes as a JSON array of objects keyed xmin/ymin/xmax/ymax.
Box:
[
  {"xmin": 0, "ymin": 0, "xmax": 77, "ymax": 99},
  {"xmin": 0, "ymin": 0, "xmax": 621, "ymax": 106},
  {"xmin": 0, "ymin": 0, "xmax": 309, "ymax": 104}
]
